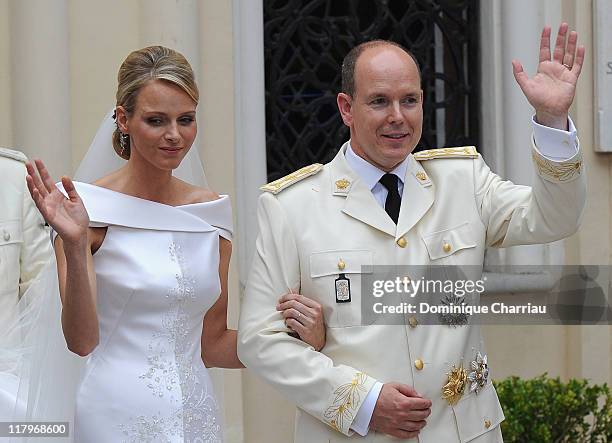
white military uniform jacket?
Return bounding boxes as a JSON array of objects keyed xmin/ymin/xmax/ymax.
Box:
[
  {"xmin": 238, "ymin": 140, "xmax": 585, "ymax": 442},
  {"xmin": 0, "ymin": 148, "xmax": 52, "ymax": 332}
]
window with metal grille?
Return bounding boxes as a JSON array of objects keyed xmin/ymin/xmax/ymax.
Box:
[{"xmin": 264, "ymin": 0, "xmax": 480, "ymax": 181}]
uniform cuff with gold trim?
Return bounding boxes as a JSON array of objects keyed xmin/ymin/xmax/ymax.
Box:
[
  {"xmin": 324, "ymin": 372, "xmax": 377, "ymax": 436},
  {"xmin": 532, "ymin": 115, "xmax": 578, "ymax": 161},
  {"xmin": 531, "ymin": 141, "xmax": 583, "ymax": 183}
]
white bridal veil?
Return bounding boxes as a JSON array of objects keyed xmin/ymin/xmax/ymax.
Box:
[{"xmin": 0, "ymin": 109, "xmax": 220, "ymax": 442}]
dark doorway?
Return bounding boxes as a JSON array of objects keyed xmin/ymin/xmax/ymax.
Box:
[{"xmin": 264, "ymin": 0, "xmax": 480, "ymax": 181}]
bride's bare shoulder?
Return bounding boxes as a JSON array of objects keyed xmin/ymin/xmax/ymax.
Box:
[
  {"xmin": 174, "ymin": 179, "xmax": 221, "ymax": 204},
  {"xmin": 91, "ymin": 169, "xmax": 123, "ymax": 190}
]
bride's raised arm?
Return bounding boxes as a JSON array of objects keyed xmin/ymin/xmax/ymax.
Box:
[{"xmin": 25, "ymin": 159, "xmax": 100, "ymax": 356}]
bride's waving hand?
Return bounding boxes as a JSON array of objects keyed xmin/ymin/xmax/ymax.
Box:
[{"xmin": 26, "ymin": 160, "xmax": 89, "ymax": 245}]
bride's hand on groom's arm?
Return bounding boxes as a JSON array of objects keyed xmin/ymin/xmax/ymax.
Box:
[{"xmin": 277, "ymin": 292, "xmax": 326, "ymax": 351}]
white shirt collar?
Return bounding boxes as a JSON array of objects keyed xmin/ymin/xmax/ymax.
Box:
[{"xmin": 345, "ymin": 141, "xmax": 409, "ymax": 191}]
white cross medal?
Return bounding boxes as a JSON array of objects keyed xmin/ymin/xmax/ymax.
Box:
[{"xmin": 335, "ymin": 274, "xmax": 351, "ymax": 303}]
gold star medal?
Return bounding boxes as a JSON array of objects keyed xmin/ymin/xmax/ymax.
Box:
[{"xmin": 442, "ymin": 365, "xmax": 467, "ymax": 405}]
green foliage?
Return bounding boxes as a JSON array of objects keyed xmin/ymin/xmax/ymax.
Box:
[{"xmin": 494, "ymin": 375, "xmax": 611, "ymax": 442}]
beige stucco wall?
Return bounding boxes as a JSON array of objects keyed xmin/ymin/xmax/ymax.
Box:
[{"xmin": 0, "ymin": 1, "xmax": 608, "ymax": 442}]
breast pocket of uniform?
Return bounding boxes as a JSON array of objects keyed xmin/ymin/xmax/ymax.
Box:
[
  {"xmin": 0, "ymin": 221, "xmax": 23, "ymax": 295},
  {"xmin": 452, "ymin": 383, "xmax": 505, "ymax": 442},
  {"xmin": 309, "ymin": 249, "xmax": 372, "ymax": 328},
  {"xmin": 421, "ymin": 222, "xmax": 477, "ymax": 264}
]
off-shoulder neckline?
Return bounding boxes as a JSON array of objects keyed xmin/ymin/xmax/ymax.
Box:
[{"xmin": 74, "ymin": 182, "xmax": 228, "ymax": 208}]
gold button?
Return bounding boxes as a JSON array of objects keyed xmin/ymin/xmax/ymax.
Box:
[
  {"xmin": 337, "ymin": 259, "xmax": 346, "ymax": 271},
  {"xmin": 484, "ymin": 419, "xmax": 492, "ymax": 429},
  {"xmin": 408, "ymin": 316, "xmax": 418, "ymax": 328},
  {"xmin": 414, "ymin": 359, "xmax": 424, "ymax": 370},
  {"xmin": 442, "ymin": 242, "xmax": 451, "ymax": 253},
  {"xmin": 396, "ymin": 237, "xmax": 407, "ymax": 248},
  {"xmin": 416, "ymin": 171, "xmax": 428, "ymax": 181}
]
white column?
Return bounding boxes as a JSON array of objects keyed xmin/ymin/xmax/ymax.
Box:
[
  {"xmin": 10, "ymin": 0, "xmax": 71, "ymax": 178},
  {"xmin": 139, "ymin": 0, "xmax": 207, "ymax": 181},
  {"xmin": 139, "ymin": 0, "xmax": 201, "ymax": 69},
  {"xmin": 499, "ymin": 0, "xmax": 561, "ymax": 180},
  {"xmin": 233, "ymin": 0, "xmax": 267, "ymax": 290},
  {"xmin": 0, "ymin": 0, "xmax": 13, "ymax": 147},
  {"xmin": 499, "ymin": 0, "xmax": 547, "ymax": 266},
  {"xmin": 479, "ymin": 0, "xmax": 505, "ymax": 173},
  {"xmin": 481, "ymin": 0, "xmax": 565, "ymax": 270},
  {"xmin": 233, "ymin": 1, "xmax": 293, "ymax": 441},
  {"xmin": 500, "ymin": 0, "xmax": 544, "ymax": 185}
]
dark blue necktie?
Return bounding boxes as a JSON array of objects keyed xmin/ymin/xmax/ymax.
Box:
[{"xmin": 379, "ymin": 173, "xmax": 401, "ymax": 224}]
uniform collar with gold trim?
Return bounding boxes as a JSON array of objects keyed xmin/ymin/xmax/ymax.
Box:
[
  {"xmin": 331, "ymin": 142, "xmax": 434, "ymax": 196},
  {"xmin": 343, "ymin": 142, "xmax": 409, "ymax": 194}
]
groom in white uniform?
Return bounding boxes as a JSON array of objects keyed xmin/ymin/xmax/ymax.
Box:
[
  {"xmin": 0, "ymin": 147, "xmax": 51, "ymax": 333},
  {"xmin": 239, "ymin": 24, "xmax": 586, "ymax": 442}
]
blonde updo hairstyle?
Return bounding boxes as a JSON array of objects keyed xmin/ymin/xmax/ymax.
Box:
[{"xmin": 113, "ymin": 46, "xmax": 199, "ymax": 160}]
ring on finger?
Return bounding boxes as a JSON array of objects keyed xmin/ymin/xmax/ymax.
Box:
[
  {"xmin": 563, "ymin": 63, "xmax": 572, "ymax": 69},
  {"xmin": 297, "ymin": 311, "xmax": 302, "ymax": 319}
]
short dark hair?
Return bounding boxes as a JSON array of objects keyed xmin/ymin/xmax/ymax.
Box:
[{"xmin": 341, "ymin": 40, "xmax": 421, "ymax": 97}]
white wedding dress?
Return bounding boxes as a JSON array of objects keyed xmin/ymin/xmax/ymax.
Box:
[{"xmin": 65, "ymin": 182, "xmax": 232, "ymax": 443}]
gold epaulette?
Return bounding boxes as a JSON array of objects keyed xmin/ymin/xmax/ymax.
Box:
[
  {"xmin": 0, "ymin": 147, "xmax": 27, "ymax": 163},
  {"xmin": 414, "ymin": 146, "xmax": 478, "ymax": 161},
  {"xmin": 260, "ymin": 163, "xmax": 323, "ymax": 194}
]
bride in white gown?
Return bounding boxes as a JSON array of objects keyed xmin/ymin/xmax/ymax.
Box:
[{"xmin": 20, "ymin": 46, "xmax": 326, "ymax": 442}]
